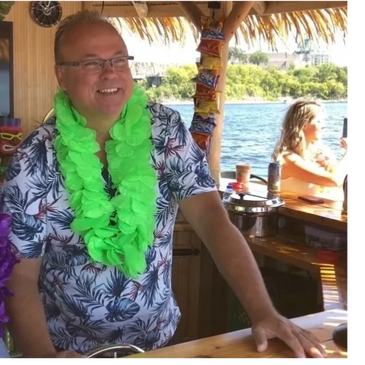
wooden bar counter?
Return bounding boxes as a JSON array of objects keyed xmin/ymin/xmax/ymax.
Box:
[
  {"xmin": 278, "ymin": 191, "xmax": 347, "ymax": 232},
  {"xmin": 230, "ymin": 181, "xmax": 347, "ymax": 231},
  {"xmin": 170, "ymin": 181, "xmax": 347, "ymax": 344},
  {"xmin": 130, "ymin": 309, "xmax": 347, "ymax": 358},
  {"xmin": 223, "ymin": 182, "xmax": 347, "ymax": 310}
]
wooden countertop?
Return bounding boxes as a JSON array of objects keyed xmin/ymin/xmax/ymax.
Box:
[
  {"xmin": 130, "ymin": 309, "xmax": 347, "ymax": 358},
  {"xmin": 245, "ymin": 235, "xmax": 347, "ymax": 310},
  {"xmin": 176, "ymin": 181, "xmax": 347, "ymax": 310},
  {"xmin": 229, "ymin": 182, "xmax": 348, "ymax": 310},
  {"xmin": 278, "ymin": 192, "xmax": 347, "ymax": 232},
  {"xmin": 219, "ymin": 180, "xmax": 347, "ymax": 232}
]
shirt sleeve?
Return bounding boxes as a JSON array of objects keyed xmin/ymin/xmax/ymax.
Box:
[
  {"xmin": 163, "ymin": 108, "xmax": 217, "ymax": 201},
  {"xmin": 0, "ymin": 128, "xmax": 49, "ymax": 258}
]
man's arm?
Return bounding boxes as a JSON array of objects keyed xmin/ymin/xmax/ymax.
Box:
[
  {"xmin": 6, "ymin": 260, "xmax": 85, "ymax": 358},
  {"xmin": 159, "ymin": 108, "xmax": 325, "ymax": 357},
  {"xmin": 1, "ymin": 126, "xmax": 85, "ymax": 358},
  {"xmin": 5, "ymin": 258, "xmax": 58, "ymax": 358},
  {"xmin": 178, "ymin": 191, "xmax": 327, "ymax": 358},
  {"xmin": 179, "ymin": 191, "xmax": 276, "ymax": 323}
]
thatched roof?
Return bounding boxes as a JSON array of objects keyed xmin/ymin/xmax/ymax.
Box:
[
  {"xmin": 0, "ymin": 39, "xmax": 9, "ymax": 61},
  {"xmin": 85, "ymin": 1, "xmax": 347, "ymax": 50}
]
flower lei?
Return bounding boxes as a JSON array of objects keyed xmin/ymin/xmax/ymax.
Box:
[
  {"xmin": 308, "ymin": 143, "xmax": 336, "ymax": 173},
  {"xmin": 0, "ymin": 213, "xmax": 18, "ymax": 338},
  {"xmin": 53, "ymin": 84, "xmax": 157, "ymax": 278}
]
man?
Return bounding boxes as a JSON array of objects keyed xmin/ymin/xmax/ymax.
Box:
[{"xmin": 1, "ymin": 11, "xmax": 326, "ymax": 358}]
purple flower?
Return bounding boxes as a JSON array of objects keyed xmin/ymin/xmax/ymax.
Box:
[{"xmin": 0, "ymin": 213, "xmax": 18, "ymax": 338}]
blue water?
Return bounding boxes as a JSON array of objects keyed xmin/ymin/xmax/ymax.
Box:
[{"xmin": 168, "ymin": 102, "xmax": 348, "ymax": 178}]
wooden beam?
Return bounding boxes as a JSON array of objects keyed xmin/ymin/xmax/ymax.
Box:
[
  {"xmin": 176, "ymin": 1, "xmax": 204, "ymax": 30},
  {"xmin": 84, "ymin": 2, "xmax": 347, "ymax": 18},
  {"xmin": 83, "ymin": 1, "xmax": 93, "ymax": 10},
  {"xmin": 222, "ymin": 1, "xmax": 255, "ymax": 42},
  {"xmin": 82, "ymin": 0, "xmax": 209, "ymax": 18},
  {"xmin": 132, "ymin": 1, "xmax": 149, "ymax": 18},
  {"xmin": 253, "ymin": 1, "xmax": 268, "ymax": 15},
  {"xmin": 265, "ymin": 1, "xmax": 347, "ymax": 15}
]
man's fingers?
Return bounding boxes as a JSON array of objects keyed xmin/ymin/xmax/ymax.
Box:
[
  {"xmin": 296, "ymin": 333, "xmax": 325, "ymax": 358},
  {"xmin": 299, "ymin": 329, "xmax": 328, "ymax": 357},
  {"xmin": 307, "ymin": 347, "xmax": 324, "ymax": 358},
  {"xmin": 274, "ymin": 325, "xmax": 306, "ymax": 358},
  {"xmin": 253, "ymin": 328, "xmax": 268, "ymax": 353}
]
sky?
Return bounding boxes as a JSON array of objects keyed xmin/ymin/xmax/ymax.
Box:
[{"xmin": 123, "ymin": 26, "xmax": 348, "ymax": 67}]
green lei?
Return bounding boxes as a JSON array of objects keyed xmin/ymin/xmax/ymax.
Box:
[{"xmin": 53, "ymin": 84, "xmax": 157, "ymax": 278}]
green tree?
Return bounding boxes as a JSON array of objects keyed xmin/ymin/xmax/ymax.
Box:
[
  {"xmin": 249, "ymin": 51, "xmax": 269, "ymax": 66},
  {"xmin": 228, "ymin": 46, "xmax": 248, "ymax": 64},
  {"xmin": 291, "ymin": 67, "xmax": 318, "ymax": 83},
  {"xmin": 325, "ymin": 80, "xmax": 346, "ymax": 99},
  {"xmin": 315, "ymin": 63, "xmax": 339, "ymax": 83},
  {"xmin": 0, "ymin": 1, "xmax": 14, "ymax": 21},
  {"xmin": 140, "ymin": 62, "xmax": 347, "ymax": 102}
]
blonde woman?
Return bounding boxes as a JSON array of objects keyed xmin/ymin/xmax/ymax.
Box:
[{"xmin": 272, "ymin": 100, "xmax": 347, "ymax": 200}]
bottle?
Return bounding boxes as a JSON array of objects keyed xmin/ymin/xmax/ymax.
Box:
[
  {"xmin": 342, "ymin": 175, "xmax": 351, "ymax": 215},
  {"xmin": 342, "ymin": 117, "xmax": 347, "ymax": 138},
  {"xmin": 223, "ymin": 183, "xmax": 234, "ymax": 201},
  {"xmin": 267, "ymin": 162, "xmax": 281, "ymax": 194}
]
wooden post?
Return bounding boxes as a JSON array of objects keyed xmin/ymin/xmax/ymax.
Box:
[
  {"xmin": 253, "ymin": 1, "xmax": 268, "ymax": 16},
  {"xmin": 208, "ymin": 1, "xmax": 232, "ymax": 186},
  {"xmin": 223, "ymin": 1, "xmax": 256, "ymax": 42},
  {"xmin": 132, "ymin": 1, "xmax": 149, "ymax": 17},
  {"xmin": 176, "ymin": 1, "xmax": 204, "ymax": 30}
]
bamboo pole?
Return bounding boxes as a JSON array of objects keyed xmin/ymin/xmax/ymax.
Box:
[
  {"xmin": 253, "ymin": 1, "xmax": 268, "ymax": 15},
  {"xmin": 132, "ymin": 1, "xmax": 149, "ymax": 17},
  {"xmin": 223, "ymin": 1, "xmax": 256, "ymax": 42},
  {"xmin": 176, "ymin": 1, "xmax": 204, "ymax": 30},
  {"xmin": 208, "ymin": 1, "xmax": 233, "ymax": 185}
]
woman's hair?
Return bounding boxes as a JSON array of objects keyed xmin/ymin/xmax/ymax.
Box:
[{"xmin": 272, "ymin": 99, "xmax": 323, "ymax": 163}]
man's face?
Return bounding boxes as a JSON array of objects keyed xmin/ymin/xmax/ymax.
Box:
[{"xmin": 55, "ymin": 22, "xmax": 134, "ymax": 121}]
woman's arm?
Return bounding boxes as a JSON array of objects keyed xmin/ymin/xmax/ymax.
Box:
[{"xmin": 282, "ymin": 149, "xmax": 347, "ymax": 187}]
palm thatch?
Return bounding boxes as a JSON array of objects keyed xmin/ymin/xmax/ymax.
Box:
[
  {"xmin": 111, "ymin": 17, "xmax": 199, "ymax": 46},
  {"xmin": 0, "ymin": 1, "xmax": 15, "ymax": 21},
  {"xmin": 236, "ymin": 8, "xmax": 347, "ymax": 50},
  {"xmin": 88, "ymin": 1, "xmax": 347, "ymax": 50},
  {"xmin": 0, "ymin": 39, "xmax": 9, "ymax": 60}
]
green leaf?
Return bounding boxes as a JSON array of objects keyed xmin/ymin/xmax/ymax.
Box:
[{"xmin": 0, "ymin": 1, "xmax": 15, "ymax": 17}]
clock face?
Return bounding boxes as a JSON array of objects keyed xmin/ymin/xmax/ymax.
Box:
[{"xmin": 30, "ymin": 1, "xmax": 62, "ymax": 28}]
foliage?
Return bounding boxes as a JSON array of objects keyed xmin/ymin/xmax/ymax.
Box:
[
  {"xmin": 249, "ymin": 51, "xmax": 269, "ymax": 66},
  {"xmin": 0, "ymin": 1, "xmax": 14, "ymax": 21},
  {"xmin": 142, "ymin": 63, "xmax": 347, "ymax": 102},
  {"xmin": 228, "ymin": 47, "xmax": 248, "ymax": 64}
]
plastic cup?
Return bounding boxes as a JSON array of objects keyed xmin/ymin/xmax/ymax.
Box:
[{"xmin": 236, "ymin": 163, "xmax": 251, "ymax": 185}]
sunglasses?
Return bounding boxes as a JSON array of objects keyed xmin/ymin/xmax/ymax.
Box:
[{"xmin": 0, "ymin": 132, "xmax": 22, "ymax": 141}]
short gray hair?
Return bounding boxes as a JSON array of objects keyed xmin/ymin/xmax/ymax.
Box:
[{"xmin": 54, "ymin": 10, "xmax": 114, "ymax": 63}]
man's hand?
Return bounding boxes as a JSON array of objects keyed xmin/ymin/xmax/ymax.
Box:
[
  {"xmin": 42, "ymin": 351, "xmax": 88, "ymax": 361},
  {"xmin": 251, "ymin": 312, "xmax": 327, "ymax": 358},
  {"xmin": 340, "ymin": 137, "xmax": 348, "ymax": 149}
]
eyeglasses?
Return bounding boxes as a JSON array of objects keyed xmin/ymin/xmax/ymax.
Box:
[
  {"xmin": 57, "ymin": 56, "xmax": 134, "ymax": 73},
  {"xmin": 0, "ymin": 132, "xmax": 22, "ymax": 141}
]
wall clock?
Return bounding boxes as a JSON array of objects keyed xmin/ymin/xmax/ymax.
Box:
[{"xmin": 30, "ymin": 1, "xmax": 62, "ymax": 28}]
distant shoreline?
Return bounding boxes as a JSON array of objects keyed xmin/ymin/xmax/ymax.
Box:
[{"xmin": 164, "ymin": 99, "xmax": 348, "ymax": 106}]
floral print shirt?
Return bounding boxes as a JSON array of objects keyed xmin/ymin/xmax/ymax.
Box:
[{"xmin": 0, "ymin": 103, "xmax": 216, "ymax": 354}]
